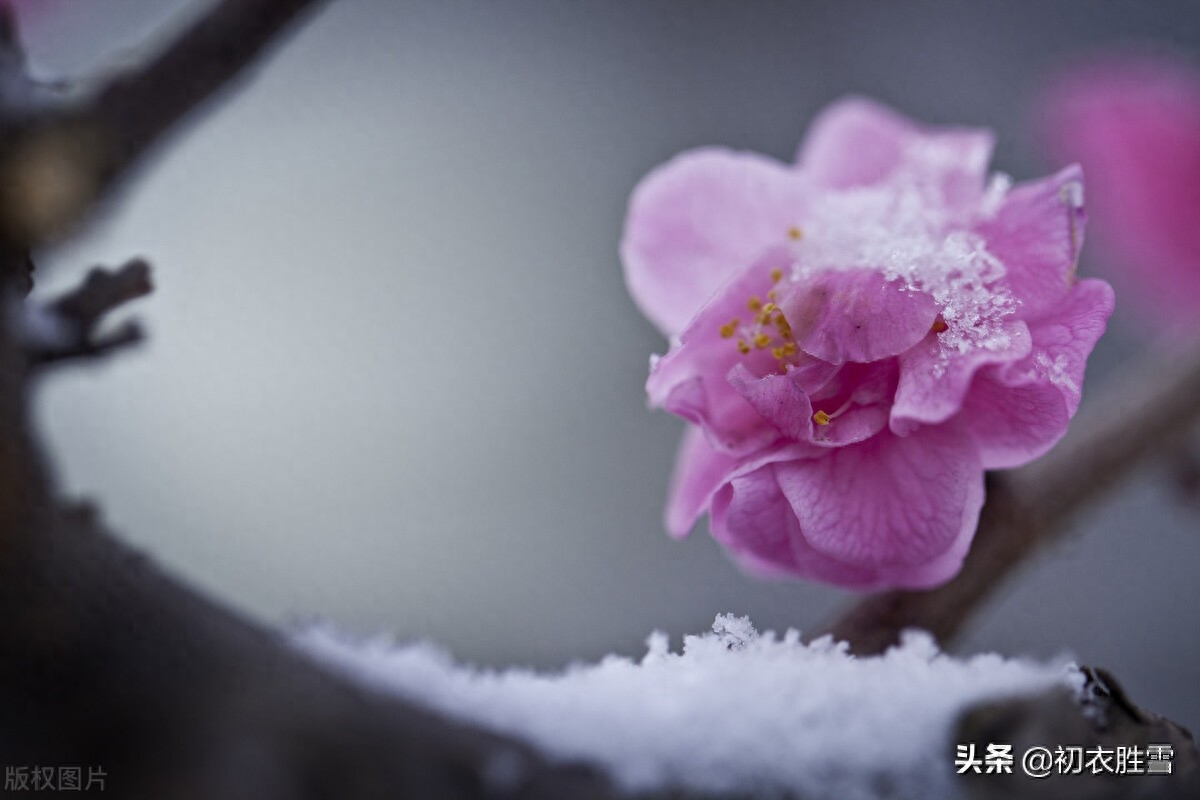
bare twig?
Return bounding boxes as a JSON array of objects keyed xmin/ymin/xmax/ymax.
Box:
[
  {"xmin": 819, "ymin": 345, "xmax": 1200, "ymax": 654},
  {"xmin": 24, "ymin": 258, "xmax": 152, "ymax": 367}
]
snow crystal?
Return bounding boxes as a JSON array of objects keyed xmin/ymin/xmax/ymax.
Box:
[
  {"xmin": 294, "ymin": 614, "xmax": 1075, "ymax": 799},
  {"xmin": 788, "ymin": 144, "xmax": 1018, "ymax": 371},
  {"xmin": 979, "ymin": 172, "xmax": 1013, "ymax": 218},
  {"xmin": 1035, "ymin": 351, "xmax": 1079, "ymax": 394}
]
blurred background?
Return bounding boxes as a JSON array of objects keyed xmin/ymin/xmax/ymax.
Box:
[{"xmin": 15, "ymin": 0, "xmax": 1200, "ymax": 732}]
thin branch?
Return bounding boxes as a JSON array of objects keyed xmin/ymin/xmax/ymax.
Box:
[
  {"xmin": 24, "ymin": 258, "xmax": 152, "ymax": 367},
  {"xmin": 819, "ymin": 344, "xmax": 1200, "ymax": 654}
]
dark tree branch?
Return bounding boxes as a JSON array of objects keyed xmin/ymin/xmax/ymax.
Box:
[
  {"xmin": 0, "ymin": 0, "xmax": 327, "ymax": 255},
  {"xmin": 0, "ymin": 489, "xmax": 632, "ymax": 800},
  {"xmin": 819, "ymin": 345, "xmax": 1200, "ymax": 654},
  {"xmin": 91, "ymin": 0, "xmax": 325, "ymax": 185},
  {"xmin": 24, "ymin": 257, "xmax": 152, "ymax": 367},
  {"xmin": 957, "ymin": 667, "xmax": 1200, "ymax": 799}
]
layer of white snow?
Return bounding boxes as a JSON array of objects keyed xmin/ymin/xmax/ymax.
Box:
[{"xmin": 295, "ymin": 614, "xmax": 1076, "ymax": 799}]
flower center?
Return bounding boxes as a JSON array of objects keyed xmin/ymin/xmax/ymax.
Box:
[{"xmin": 718, "ymin": 267, "xmax": 798, "ymax": 366}]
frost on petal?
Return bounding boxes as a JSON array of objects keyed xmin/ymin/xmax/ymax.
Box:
[
  {"xmin": 964, "ymin": 279, "xmax": 1113, "ymax": 469},
  {"xmin": 779, "ymin": 269, "xmax": 939, "ymax": 364},
  {"xmin": 621, "ymin": 148, "xmax": 810, "ymax": 338},
  {"xmin": 796, "ymin": 96, "xmax": 994, "ymax": 207},
  {"xmin": 976, "ymin": 165, "xmax": 1087, "ymax": 320},
  {"xmin": 775, "ymin": 422, "xmax": 983, "ymax": 588},
  {"xmin": 891, "ymin": 321, "xmax": 1032, "ymax": 434},
  {"xmin": 1025, "ymin": 278, "xmax": 1114, "ymax": 416}
]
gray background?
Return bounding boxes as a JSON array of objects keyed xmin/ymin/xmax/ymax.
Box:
[{"xmin": 17, "ymin": 1, "xmax": 1200, "ymax": 732}]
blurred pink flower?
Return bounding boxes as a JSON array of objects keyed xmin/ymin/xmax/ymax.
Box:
[
  {"xmin": 1039, "ymin": 55, "xmax": 1200, "ymax": 333},
  {"xmin": 622, "ymin": 98, "xmax": 1113, "ymax": 590}
]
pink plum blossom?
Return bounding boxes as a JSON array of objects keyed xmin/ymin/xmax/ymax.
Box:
[
  {"xmin": 622, "ymin": 97, "xmax": 1113, "ymax": 591},
  {"xmin": 1038, "ymin": 55, "xmax": 1200, "ymax": 334}
]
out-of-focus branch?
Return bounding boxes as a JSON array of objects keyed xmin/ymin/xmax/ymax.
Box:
[
  {"xmin": 820, "ymin": 344, "xmax": 1200, "ymax": 654},
  {"xmin": 24, "ymin": 257, "xmax": 152, "ymax": 367},
  {"xmin": 91, "ymin": 0, "xmax": 323, "ymax": 184},
  {"xmin": 0, "ymin": 0, "xmax": 326, "ymax": 256},
  {"xmin": 0, "ymin": 485, "xmax": 631, "ymax": 800}
]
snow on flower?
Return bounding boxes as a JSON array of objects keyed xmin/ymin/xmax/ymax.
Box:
[
  {"xmin": 621, "ymin": 97, "xmax": 1113, "ymax": 590},
  {"xmin": 1038, "ymin": 54, "xmax": 1200, "ymax": 334}
]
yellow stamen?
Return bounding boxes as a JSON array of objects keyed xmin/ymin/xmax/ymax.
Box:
[
  {"xmin": 753, "ymin": 333, "xmax": 771, "ymax": 349},
  {"xmin": 813, "ymin": 410, "xmax": 832, "ymax": 426},
  {"xmin": 737, "ymin": 341, "xmax": 751, "ymax": 354},
  {"xmin": 719, "ymin": 319, "xmax": 739, "ymax": 338},
  {"xmin": 770, "ymin": 268, "xmax": 784, "ymax": 283},
  {"xmin": 788, "ymin": 226, "xmax": 803, "ymax": 241},
  {"xmin": 747, "ymin": 296, "xmax": 762, "ymax": 312}
]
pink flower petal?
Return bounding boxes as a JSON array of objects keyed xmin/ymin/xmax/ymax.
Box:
[
  {"xmin": 796, "ymin": 96, "xmax": 994, "ymax": 206},
  {"xmin": 780, "ymin": 269, "xmax": 939, "ymax": 364},
  {"xmin": 964, "ymin": 278, "xmax": 1114, "ymax": 468},
  {"xmin": 622, "ymin": 148, "xmax": 810, "ymax": 338},
  {"xmin": 958, "ymin": 371, "xmax": 1068, "ymax": 472},
  {"xmin": 977, "ymin": 165, "xmax": 1087, "ymax": 320},
  {"xmin": 805, "ymin": 360, "xmax": 897, "ymax": 446},
  {"xmin": 666, "ymin": 428, "xmax": 824, "ymax": 538},
  {"xmin": 709, "ymin": 467, "xmax": 881, "ymax": 588},
  {"xmin": 891, "ymin": 321, "xmax": 1032, "ymax": 434},
  {"xmin": 727, "ymin": 364, "xmax": 816, "ymax": 442},
  {"xmin": 647, "ymin": 250, "xmax": 800, "ymax": 456},
  {"xmin": 664, "ymin": 426, "xmax": 738, "ymax": 538},
  {"xmin": 728, "ymin": 359, "xmax": 892, "ymax": 448},
  {"xmin": 775, "ymin": 421, "xmax": 983, "ymax": 586}
]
